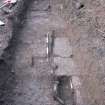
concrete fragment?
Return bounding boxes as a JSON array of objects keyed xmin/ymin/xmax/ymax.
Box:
[{"xmin": 10, "ymin": 0, "xmax": 17, "ymax": 4}]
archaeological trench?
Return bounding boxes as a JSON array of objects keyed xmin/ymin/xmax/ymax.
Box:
[{"xmin": 0, "ymin": 0, "xmax": 105, "ymax": 105}]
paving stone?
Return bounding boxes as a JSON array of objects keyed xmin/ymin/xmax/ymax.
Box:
[{"xmin": 54, "ymin": 37, "xmax": 72, "ymax": 57}]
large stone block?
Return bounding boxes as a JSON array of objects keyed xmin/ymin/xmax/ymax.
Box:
[
  {"xmin": 54, "ymin": 57, "xmax": 76, "ymax": 76},
  {"xmin": 54, "ymin": 37, "xmax": 72, "ymax": 57}
]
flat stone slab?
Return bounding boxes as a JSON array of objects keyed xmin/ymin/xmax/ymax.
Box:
[
  {"xmin": 54, "ymin": 57, "xmax": 76, "ymax": 76},
  {"xmin": 54, "ymin": 37, "xmax": 72, "ymax": 57}
]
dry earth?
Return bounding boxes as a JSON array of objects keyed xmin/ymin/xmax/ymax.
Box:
[{"xmin": 0, "ymin": 0, "xmax": 105, "ymax": 105}]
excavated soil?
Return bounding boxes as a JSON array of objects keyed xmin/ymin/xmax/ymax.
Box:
[{"xmin": 0, "ymin": 0, "xmax": 105, "ymax": 105}]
